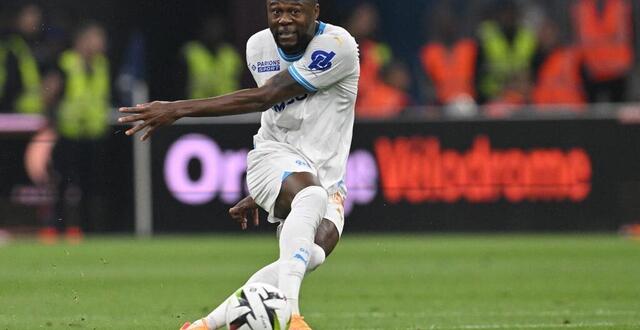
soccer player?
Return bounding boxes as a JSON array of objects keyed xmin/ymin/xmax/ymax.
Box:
[{"xmin": 118, "ymin": 0, "xmax": 359, "ymax": 329}]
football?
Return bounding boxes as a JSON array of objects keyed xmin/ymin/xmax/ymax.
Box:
[{"xmin": 225, "ymin": 283, "xmax": 291, "ymax": 330}]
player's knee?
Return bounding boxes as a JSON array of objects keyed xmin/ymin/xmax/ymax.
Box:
[
  {"xmin": 306, "ymin": 243, "xmax": 326, "ymax": 273},
  {"xmin": 292, "ymin": 186, "xmax": 328, "ymax": 220}
]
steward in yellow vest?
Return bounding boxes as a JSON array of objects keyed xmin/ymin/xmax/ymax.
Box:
[
  {"xmin": 180, "ymin": 17, "xmax": 242, "ymax": 99},
  {"xmin": 476, "ymin": 1, "xmax": 537, "ymax": 102},
  {"xmin": 56, "ymin": 50, "xmax": 110, "ymax": 139},
  {"xmin": 183, "ymin": 41, "xmax": 242, "ymax": 99},
  {"xmin": 0, "ymin": 44, "xmax": 6, "ymax": 108},
  {"xmin": 5, "ymin": 35, "xmax": 43, "ymax": 114},
  {"xmin": 44, "ymin": 23, "xmax": 111, "ymax": 239},
  {"xmin": 0, "ymin": 4, "xmax": 44, "ymax": 114}
]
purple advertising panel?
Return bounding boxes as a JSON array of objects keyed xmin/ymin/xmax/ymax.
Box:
[{"xmin": 150, "ymin": 120, "xmax": 640, "ymax": 233}]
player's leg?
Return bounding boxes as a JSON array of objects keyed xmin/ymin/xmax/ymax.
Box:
[
  {"xmin": 310, "ymin": 188, "xmax": 346, "ymax": 266},
  {"xmin": 192, "ymin": 264, "xmax": 278, "ymax": 329},
  {"xmin": 240, "ymin": 220, "xmax": 336, "ymax": 287},
  {"xmin": 191, "ymin": 225, "xmax": 331, "ymax": 330},
  {"xmin": 185, "ymin": 202, "xmax": 341, "ymax": 330},
  {"xmin": 183, "ymin": 149, "xmax": 327, "ymax": 330},
  {"xmin": 274, "ymin": 181, "xmax": 348, "ymax": 330},
  {"xmin": 192, "ymin": 221, "xmax": 334, "ymax": 330},
  {"xmin": 195, "ymin": 174, "xmax": 332, "ymax": 330},
  {"xmin": 274, "ymin": 172, "xmax": 327, "ymax": 318},
  {"xmin": 244, "ymin": 217, "xmax": 339, "ymax": 287},
  {"xmin": 314, "ymin": 219, "xmax": 339, "ymax": 256},
  {"xmin": 185, "ymin": 220, "xmax": 337, "ymax": 330}
]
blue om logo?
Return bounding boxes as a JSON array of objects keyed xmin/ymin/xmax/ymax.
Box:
[{"xmin": 308, "ymin": 50, "xmax": 336, "ymax": 71}]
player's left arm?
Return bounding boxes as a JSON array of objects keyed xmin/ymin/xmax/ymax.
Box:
[
  {"xmin": 120, "ymin": 33, "xmax": 358, "ymax": 141},
  {"xmin": 118, "ymin": 70, "xmax": 307, "ymax": 141}
]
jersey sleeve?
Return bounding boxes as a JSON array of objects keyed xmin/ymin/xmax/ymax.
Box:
[
  {"xmin": 288, "ymin": 34, "xmax": 359, "ymax": 92},
  {"xmin": 246, "ymin": 36, "xmax": 259, "ymax": 86}
]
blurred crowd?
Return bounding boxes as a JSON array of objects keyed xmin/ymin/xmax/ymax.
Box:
[
  {"xmin": 0, "ymin": 1, "xmax": 637, "ymax": 237},
  {"xmin": 351, "ymin": 0, "xmax": 637, "ymax": 118},
  {"xmin": 1, "ymin": 0, "xmax": 638, "ymax": 119},
  {"xmin": 0, "ymin": 3, "xmax": 114, "ymax": 241}
]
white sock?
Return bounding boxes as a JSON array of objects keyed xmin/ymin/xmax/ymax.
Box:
[
  {"xmin": 204, "ymin": 261, "xmax": 279, "ymax": 330},
  {"xmin": 246, "ymin": 242, "xmax": 327, "ymax": 287},
  {"xmin": 307, "ymin": 243, "xmax": 326, "ymax": 272},
  {"xmin": 204, "ymin": 293, "xmax": 233, "ymax": 330},
  {"xmin": 247, "ymin": 261, "xmax": 280, "ymax": 286},
  {"xmin": 277, "ymin": 186, "xmax": 328, "ymax": 315}
]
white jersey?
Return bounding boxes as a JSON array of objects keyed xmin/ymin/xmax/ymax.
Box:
[{"xmin": 246, "ymin": 22, "xmax": 360, "ymax": 193}]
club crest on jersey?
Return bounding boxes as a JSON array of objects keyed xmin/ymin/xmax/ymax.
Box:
[
  {"xmin": 254, "ymin": 60, "xmax": 281, "ymax": 73},
  {"xmin": 308, "ymin": 50, "xmax": 336, "ymax": 71}
]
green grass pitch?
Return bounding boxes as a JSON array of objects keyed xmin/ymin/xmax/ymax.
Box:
[{"xmin": 1, "ymin": 234, "xmax": 639, "ymax": 329}]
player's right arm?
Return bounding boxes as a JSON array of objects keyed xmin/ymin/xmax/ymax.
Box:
[
  {"xmin": 229, "ymin": 196, "xmax": 260, "ymax": 230},
  {"xmin": 118, "ymin": 70, "xmax": 307, "ymax": 141}
]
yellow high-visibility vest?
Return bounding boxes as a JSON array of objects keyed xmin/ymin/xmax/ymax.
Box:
[
  {"xmin": 0, "ymin": 43, "xmax": 7, "ymax": 100},
  {"xmin": 479, "ymin": 22, "xmax": 537, "ymax": 98},
  {"xmin": 57, "ymin": 50, "xmax": 110, "ymax": 139},
  {"xmin": 183, "ymin": 41, "xmax": 242, "ymax": 99},
  {"xmin": 6, "ymin": 36, "xmax": 43, "ymax": 114}
]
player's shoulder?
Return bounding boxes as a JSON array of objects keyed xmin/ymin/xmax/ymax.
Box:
[
  {"xmin": 247, "ymin": 29, "xmax": 274, "ymax": 52},
  {"xmin": 311, "ymin": 23, "xmax": 358, "ymax": 52},
  {"xmin": 321, "ymin": 23, "xmax": 356, "ymax": 42}
]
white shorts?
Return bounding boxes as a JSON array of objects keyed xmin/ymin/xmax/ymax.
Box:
[{"xmin": 246, "ymin": 142, "xmax": 346, "ymax": 236}]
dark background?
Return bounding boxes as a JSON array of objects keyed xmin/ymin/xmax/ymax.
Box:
[{"xmin": 3, "ymin": 0, "xmax": 637, "ymax": 101}]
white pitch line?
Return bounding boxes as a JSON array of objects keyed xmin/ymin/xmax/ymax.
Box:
[
  {"xmin": 307, "ymin": 310, "xmax": 640, "ymax": 319},
  {"xmin": 433, "ymin": 322, "xmax": 638, "ymax": 329},
  {"xmin": 338, "ymin": 322, "xmax": 640, "ymax": 330}
]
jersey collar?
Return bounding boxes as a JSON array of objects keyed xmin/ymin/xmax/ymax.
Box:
[{"xmin": 277, "ymin": 21, "xmax": 326, "ymax": 63}]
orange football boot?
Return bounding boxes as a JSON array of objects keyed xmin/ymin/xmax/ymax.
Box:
[{"xmin": 289, "ymin": 314, "xmax": 312, "ymax": 330}]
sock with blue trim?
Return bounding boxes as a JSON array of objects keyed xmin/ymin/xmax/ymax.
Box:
[{"xmin": 277, "ymin": 186, "xmax": 327, "ymax": 315}]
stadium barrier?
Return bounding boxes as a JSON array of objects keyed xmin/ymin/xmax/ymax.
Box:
[{"xmin": 1, "ymin": 104, "xmax": 639, "ymax": 233}]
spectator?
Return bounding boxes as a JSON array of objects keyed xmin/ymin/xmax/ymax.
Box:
[
  {"xmin": 572, "ymin": 0, "xmax": 634, "ymax": 103},
  {"xmin": 356, "ymin": 61, "xmax": 412, "ymax": 119},
  {"xmin": 420, "ymin": 3, "xmax": 478, "ymax": 106},
  {"xmin": 345, "ymin": 2, "xmax": 394, "ymax": 113},
  {"xmin": 40, "ymin": 22, "xmax": 111, "ymax": 243},
  {"xmin": 476, "ymin": 0, "xmax": 538, "ymax": 104},
  {"xmin": 0, "ymin": 3, "xmax": 45, "ymax": 114},
  {"xmin": 532, "ymin": 18, "xmax": 586, "ymax": 107},
  {"xmin": 177, "ymin": 16, "xmax": 242, "ymax": 100}
]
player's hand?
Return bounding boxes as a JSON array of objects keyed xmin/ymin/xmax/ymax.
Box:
[
  {"xmin": 118, "ymin": 101, "xmax": 179, "ymax": 141},
  {"xmin": 229, "ymin": 196, "xmax": 260, "ymax": 230}
]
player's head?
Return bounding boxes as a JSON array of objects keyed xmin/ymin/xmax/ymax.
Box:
[{"xmin": 266, "ymin": 0, "xmax": 320, "ymax": 54}]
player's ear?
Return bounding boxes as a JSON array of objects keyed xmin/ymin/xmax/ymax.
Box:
[{"xmin": 314, "ymin": 3, "xmax": 319, "ymax": 20}]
